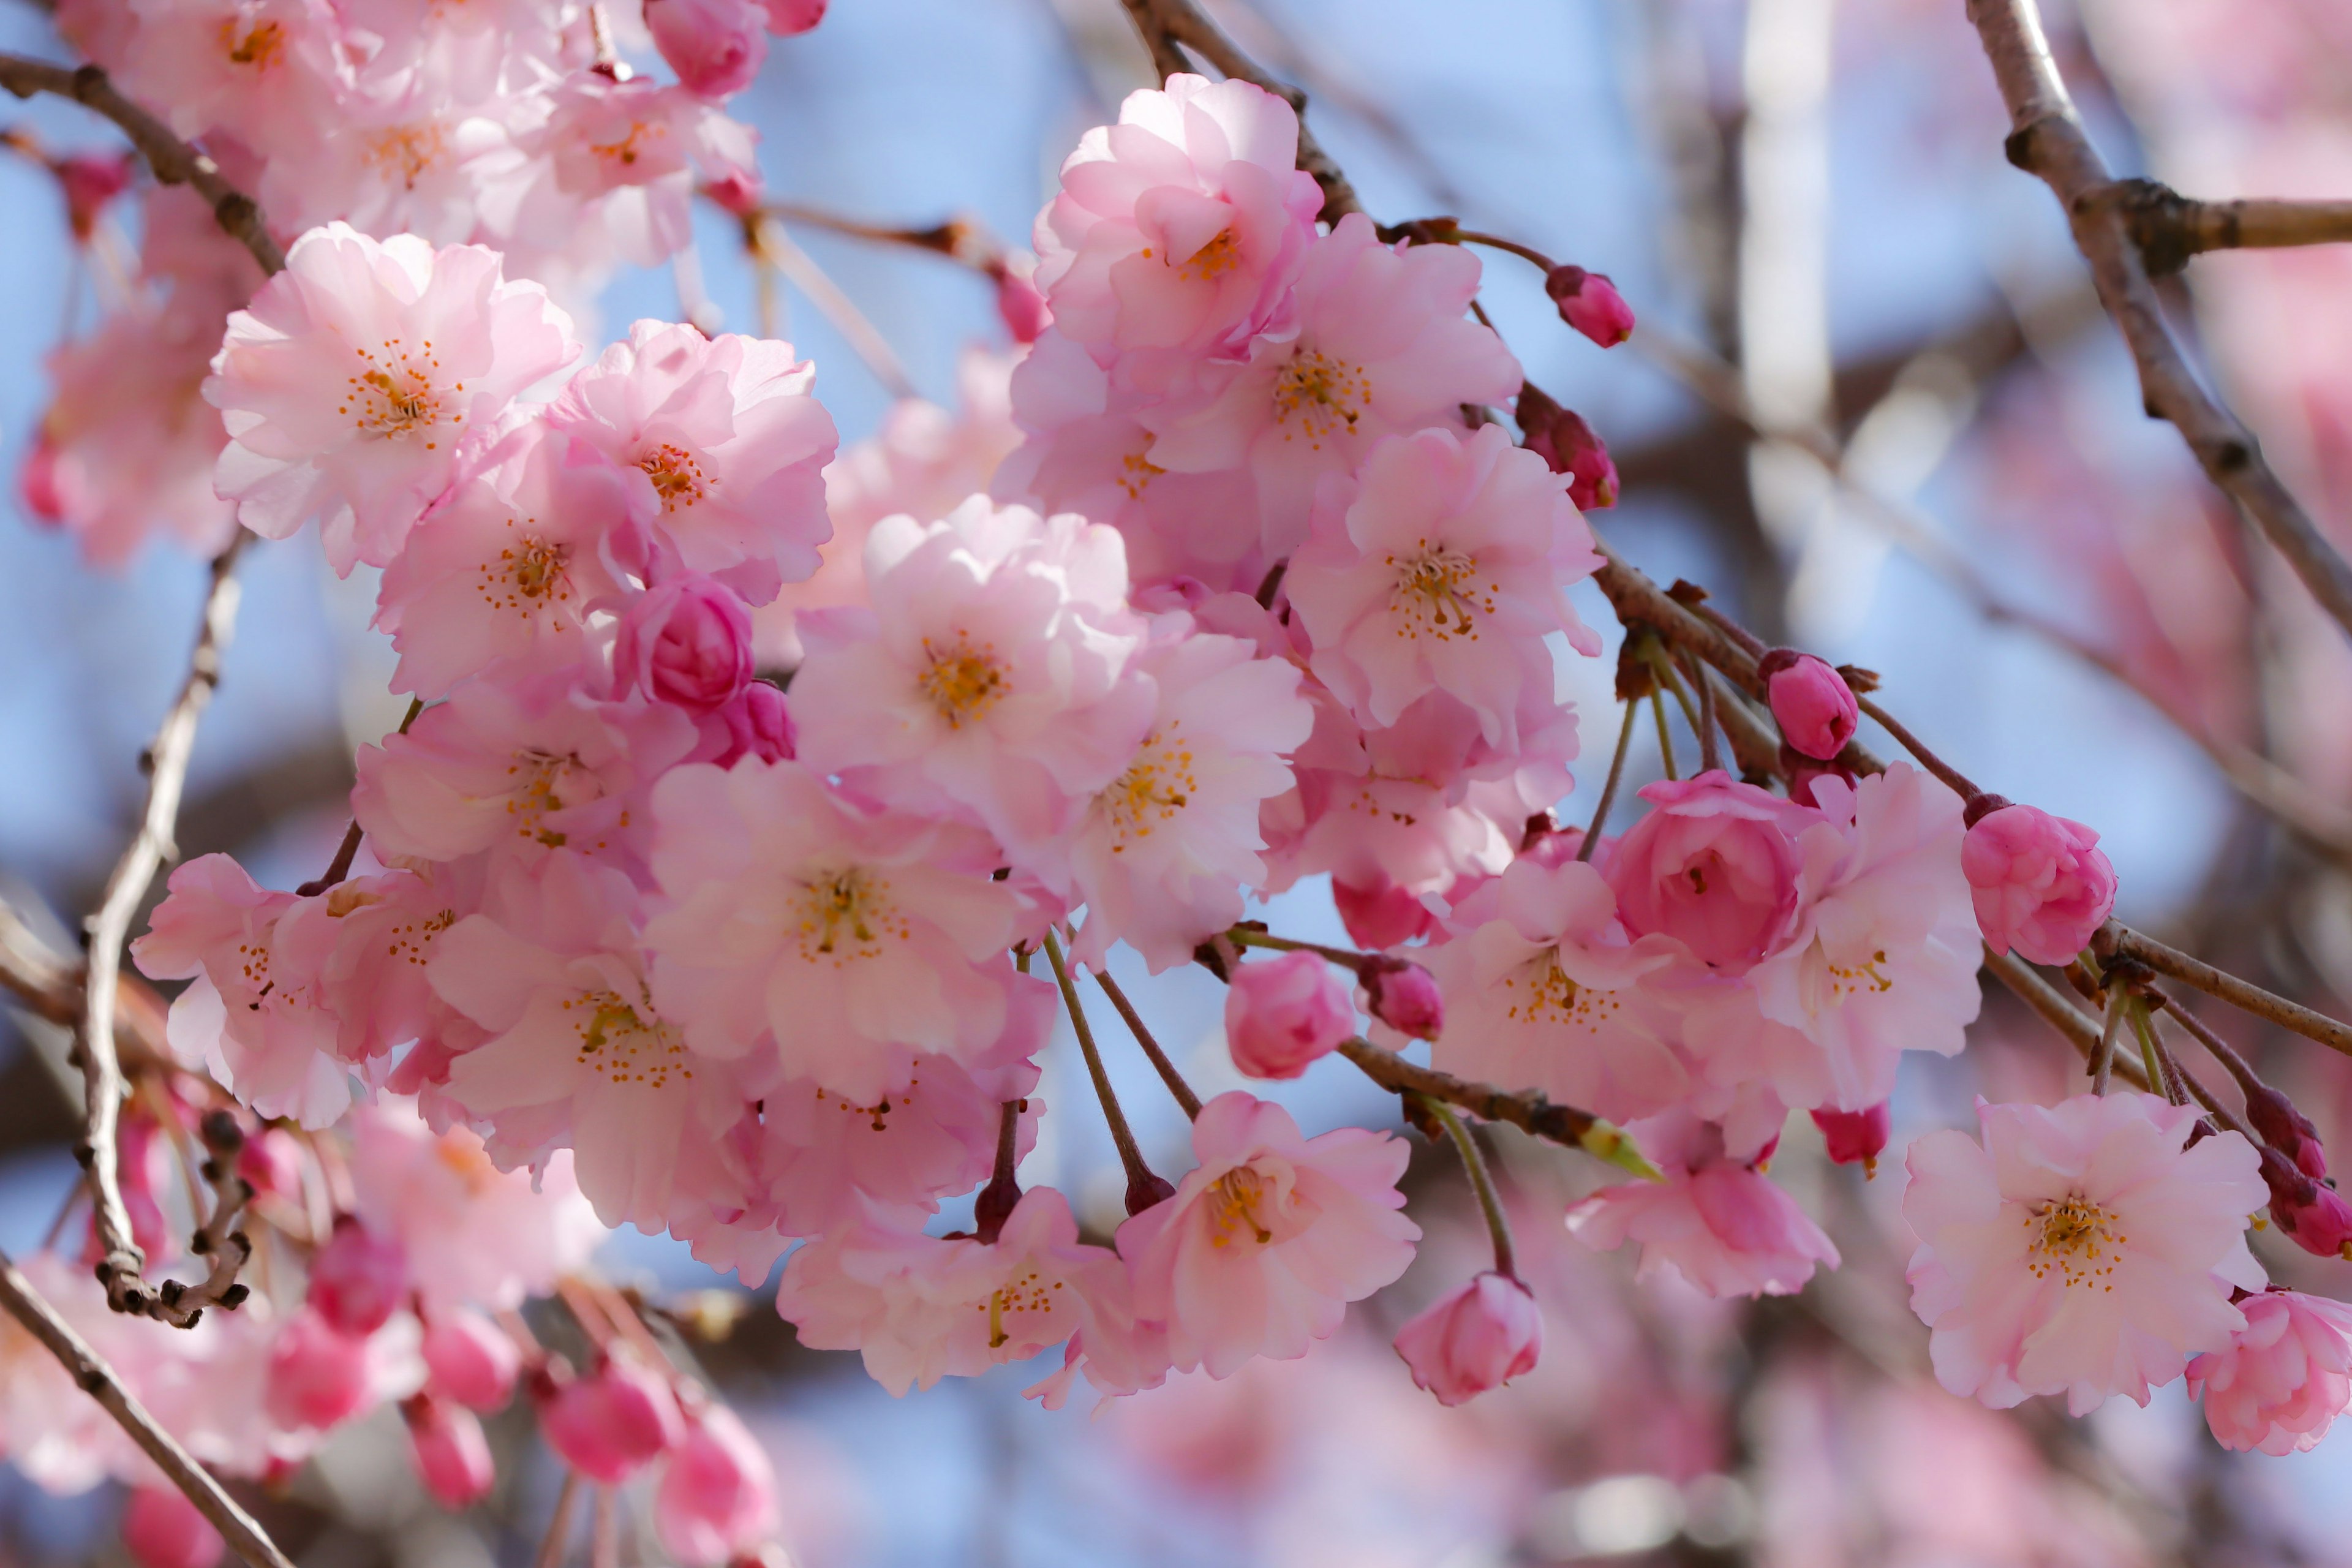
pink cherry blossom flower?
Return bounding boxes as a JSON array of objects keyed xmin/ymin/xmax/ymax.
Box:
[
  {"xmin": 1033, "ymin": 72, "xmax": 1322, "ymax": 366},
  {"xmin": 777, "ymin": 1188, "xmax": 1144, "ymax": 1395},
  {"xmin": 1425, "ymin": 856, "xmax": 1689, "ymax": 1124},
  {"xmin": 790, "ymin": 497, "xmax": 1155, "ymax": 867},
  {"xmin": 1569, "ymin": 1109, "xmax": 1841, "ymax": 1298},
  {"xmin": 2187, "ymin": 1289, "xmax": 2352, "ymax": 1455},
  {"xmin": 1359, "ymin": 956, "xmax": 1443, "ymax": 1041},
  {"xmin": 122, "ymin": 1483, "xmax": 225, "ymax": 1568},
  {"xmin": 1605, "ymin": 772, "xmax": 1811, "ymax": 975},
  {"xmin": 429, "ymin": 854, "xmax": 734, "ymax": 1230},
  {"xmin": 1067, "ymin": 619, "xmax": 1311, "ymax": 969},
  {"xmin": 616, "ymin": 575, "xmax": 756, "ymax": 712},
  {"xmin": 1117, "ymin": 1091, "xmax": 1418, "ymax": 1378},
  {"xmin": 705, "ymin": 680, "xmax": 795, "ymax": 767},
  {"xmin": 1287, "ymin": 424, "xmax": 1600, "ymax": 746},
  {"xmin": 646, "ymin": 0, "xmax": 767, "ymax": 97},
  {"xmin": 422, "ymin": 1309, "xmax": 520, "ymax": 1411},
  {"xmin": 546, "ymin": 319, "xmax": 837, "ymax": 601},
  {"xmin": 1224, "ymin": 951, "xmax": 1354, "ymax": 1079},
  {"xmin": 132, "ymin": 854, "xmax": 352, "ymax": 1128},
  {"xmin": 1392, "ymin": 1271, "xmax": 1542, "ymax": 1406},
  {"xmin": 1142, "ymin": 213, "xmax": 1523, "ymax": 551},
  {"xmin": 643, "ymin": 758, "xmax": 1033, "ymax": 1102},
  {"xmin": 656, "ymin": 1407, "xmax": 780, "ymax": 1566},
  {"xmin": 1961, "ymin": 802, "xmax": 2117, "ymax": 967},
  {"xmin": 351, "ymin": 676, "xmax": 696, "ymax": 870},
  {"xmin": 405, "ymin": 1395, "xmax": 496, "ymax": 1507},
  {"xmin": 1903, "ymin": 1092, "xmax": 2267, "ymax": 1415},
  {"xmin": 116, "ymin": 0, "xmax": 344, "ymax": 154},
  {"xmin": 374, "ymin": 423, "xmax": 646, "ymax": 698},
  {"xmin": 206, "ymin": 223, "xmax": 579, "ymax": 573},
  {"xmin": 264, "ymin": 1309, "xmax": 375, "ymax": 1431},
  {"xmin": 1760, "ymin": 650, "xmax": 1858, "ymax": 761},
  {"xmin": 524, "ymin": 78, "xmax": 755, "ymax": 269},
  {"xmin": 1544, "ymin": 265, "xmax": 1636, "ymax": 349},
  {"xmin": 307, "ymin": 1217, "xmax": 409, "ymax": 1335},
  {"xmin": 540, "ymin": 1352, "xmax": 684, "ymax": 1483}
]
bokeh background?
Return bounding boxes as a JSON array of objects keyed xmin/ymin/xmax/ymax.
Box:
[{"xmin": 9, "ymin": 0, "xmax": 2352, "ymax": 1562}]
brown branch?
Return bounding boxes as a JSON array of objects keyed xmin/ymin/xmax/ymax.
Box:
[
  {"xmin": 0, "ymin": 55, "xmax": 282, "ymax": 274},
  {"xmin": 2106, "ymin": 183, "xmax": 2352, "ymax": 276},
  {"xmin": 1962, "ymin": 0, "xmax": 2352, "ymax": 645},
  {"xmin": 0, "ymin": 1249, "xmax": 295, "ymax": 1568},
  {"xmin": 80, "ymin": 537, "xmax": 249, "ymax": 1321},
  {"xmin": 1113, "ymin": 0, "xmax": 1362, "ymax": 221},
  {"xmin": 1981, "ymin": 946, "xmax": 2152, "ymax": 1095},
  {"xmin": 1334, "ymin": 1039, "xmax": 1657, "ymax": 1180},
  {"xmin": 157, "ymin": 1111, "xmax": 255, "ymax": 1325},
  {"xmin": 2094, "ymin": 922, "xmax": 2352, "ymax": 1060}
]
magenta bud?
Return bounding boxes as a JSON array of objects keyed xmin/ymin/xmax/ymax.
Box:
[
  {"xmin": 1757, "ymin": 649, "xmax": 1858, "ymax": 762},
  {"xmin": 1393, "ymin": 1272, "xmax": 1542, "ymax": 1406},
  {"xmin": 1962, "ymin": 803, "xmax": 2116, "ymax": 967},
  {"xmin": 236, "ymin": 1127, "xmax": 306, "ymax": 1200},
  {"xmin": 405, "ymin": 1395, "xmax": 496, "ymax": 1509},
  {"xmin": 2243, "ymin": 1081, "xmax": 2329, "ymax": 1182},
  {"xmin": 757, "ymin": 0, "xmax": 824, "ymax": 34},
  {"xmin": 122, "ymin": 1484, "xmax": 224, "ymax": 1568},
  {"xmin": 265, "ymin": 1308, "xmax": 375, "ymax": 1431},
  {"xmin": 1360, "ymin": 956, "xmax": 1443, "ymax": 1041},
  {"xmin": 1331, "ymin": 876, "xmax": 1436, "ymax": 951},
  {"xmin": 1520, "ymin": 398, "xmax": 1618, "ymax": 510},
  {"xmin": 2260, "ymin": 1147, "xmax": 2352, "ymax": 1261},
  {"xmin": 56, "ymin": 153, "xmax": 133, "ymax": 243},
  {"xmin": 1809, "ymin": 1102, "xmax": 1891, "ymax": 1174},
  {"xmin": 423, "ymin": 1308, "xmax": 521, "ymax": 1412},
  {"xmin": 540, "ymin": 1354, "xmax": 684, "ymax": 1484},
  {"xmin": 1544, "ymin": 265, "xmax": 1636, "ymax": 348},
  {"xmin": 655, "ymin": 1408, "xmax": 780, "ymax": 1566},
  {"xmin": 309, "ymin": 1215, "xmax": 410, "ymax": 1335},
  {"xmin": 995, "ymin": 266, "xmax": 1050, "ymax": 345},
  {"xmin": 709, "ymin": 680, "xmax": 795, "ymax": 768},
  {"xmin": 616, "ymin": 575, "xmax": 756, "ymax": 714}
]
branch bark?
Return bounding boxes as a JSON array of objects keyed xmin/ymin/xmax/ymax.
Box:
[
  {"xmin": 1962, "ymin": 0, "xmax": 2352, "ymax": 646},
  {"xmin": 2106, "ymin": 182, "xmax": 2352, "ymax": 275},
  {"xmin": 1335, "ymin": 1039, "xmax": 1658, "ymax": 1180}
]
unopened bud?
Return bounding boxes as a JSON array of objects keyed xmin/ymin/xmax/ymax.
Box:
[
  {"xmin": 1757, "ymin": 649, "xmax": 1858, "ymax": 762},
  {"xmin": 1359, "ymin": 956, "xmax": 1443, "ymax": 1041},
  {"xmin": 1544, "ymin": 265, "xmax": 1637, "ymax": 348},
  {"xmin": 2260, "ymin": 1147, "xmax": 2352, "ymax": 1261},
  {"xmin": 1518, "ymin": 385, "xmax": 1619, "ymax": 510}
]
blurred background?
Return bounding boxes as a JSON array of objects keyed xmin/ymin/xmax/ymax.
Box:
[{"xmin": 9, "ymin": 0, "xmax": 2352, "ymax": 1562}]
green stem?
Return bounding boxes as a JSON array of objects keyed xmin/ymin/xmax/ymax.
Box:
[
  {"xmin": 1225, "ymin": 928, "xmax": 1366, "ymax": 970},
  {"xmin": 1650, "ymin": 687, "xmax": 1678, "ymax": 782},
  {"xmin": 1578, "ymin": 698, "xmax": 1642, "ymax": 862},
  {"xmin": 1419, "ymin": 1096, "xmax": 1517, "ymax": 1279}
]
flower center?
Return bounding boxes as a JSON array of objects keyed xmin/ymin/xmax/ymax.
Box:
[
  {"xmin": 979, "ymin": 1270, "xmax": 1065, "ymax": 1351},
  {"xmin": 1097, "ymin": 726, "xmax": 1196, "ymax": 852},
  {"xmin": 1272, "ymin": 346, "xmax": 1371, "ymax": 448},
  {"xmin": 1502, "ymin": 954, "xmax": 1623, "ymax": 1031},
  {"xmin": 475, "ymin": 527, "xmax": 574, "ymax": 616},
  {"xmin": 561, "ymin": 986, "xmax": 691, "ymax": 1091},
  {"xmin": 1117, "ymin": 445, "xmax": 1164, "ymax": 502},
  {"xmin": 366, "ymin": 125, "xmax": 446, "ymax": 190},
  {"xmin": 1175, "ymin": 227, "xmax": 1242, "ymax": 282},
  {"xmin": 504, "ymin": 751, "xmax": 601, "ymax": 848},
  {"xmin": 793, "ymin": 867, "xmax": 910, "ymax": 964},
  {"xmin": 2025, "ymin": 1193, "xmax": 2124, "ymax": 1289},
  {"xmin": 637, "ymin": 443, "xmax": 709, "ymax": 511},
  {"xmin": 220, "ymin": 17, "xmax": 284, "ymax": 68},
  {"xmin": 813, "ymin": 1084, "xmax": 916, "ymax": 1134},
  {"xmin": 341, "ymin": 339, "xmax": 454, "ymax": 440},
  {"xmin": 1385, "ymin": 544, "xmax": 1496, "ymax": 641},
  {"xmin": 1207, "ymin": 1166, "xmax": 1274, "ymax": 1248},
  {"xmin": 592, "ymin": 121, "xmax": 663, "ymax": 170},
  {"xmin": 917, "ymin": 638, "xmax": 1007, "ymax": 728}
]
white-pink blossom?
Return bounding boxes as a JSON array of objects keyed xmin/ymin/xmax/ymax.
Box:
[{"xmin": 2188, "ymin": 1289, "xmax": 2352, "ymax": 1455}]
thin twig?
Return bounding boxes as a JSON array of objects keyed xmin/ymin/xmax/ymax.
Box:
[
  {"xmin": 2109, "ymin": 187, "xmax": 2352, "ymax": 273},
  {"xmin": 533, "ymin": 1472, "xmax": 583, "ymax": 1568},
  {"xmin": 2091, "ymin": 975, "xmax": 2125, "ymax": 1095},
  {"xmin": 751, "ymin": 219, "xmax": 917, "ymax": 399},
  {"xmin": 81, "ymin": 537, "xmax": 247, "ymax": 1321},
  {"xmin": 2094, "ymin": 923, "xmax": 2352, "ymax": 1058},
  {"xmin": 1224, "ymin": 927, "xmax": 1366, "ymax": 969},
  {"xmin": 1981, "ymin": 944, "xmax": 2151, "ymax": 1093},
  {"xmin": 1333, "ymin": 1039, "xmax": 1657, "ymax": 1180},
  {"xmin": 1041, "ymin": 930, "xmax": 1167, "ymax": 1212},
  {"xmin": 157, "ymin": 1110, "xmax": 255, "ymax": 1324},
  {"xmin": 1417, "ymin": 1097, "xmax": 1516, "ymax": 1278},
  {"xmin": 1578, "ymin": 699, "xmax": 1642, "ymax": 862},
  {"xmin": 1963, "ymin": 0, "xmax": 2352, "ymax": 646},
  {"xmin": 0, "ymin": 1249, "xmax": 295, "ymax": 1568},
  {"xmin": 1091, "ymin": 968, "xmax": 1202, "ymax": 1120},
  {"xmin": 297, "ymin": 697, "xmax": 423, "ymax": 895}
]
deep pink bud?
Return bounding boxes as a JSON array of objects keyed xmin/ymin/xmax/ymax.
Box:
[
  {"xmin": 56, "ymin": 153, "xmax": 133, "ymax": 242},
  {"xmin": 617, "ymin": 576, "xmax": 756, "ymax": 713},
  {"xmin": 541, "ymin": 1355, "xmax": 684, "ymax": 1484},
  {"xmin": 707, "ymin": 680, "xmax": 795, "ymax": 768},
  {"xmin": 1359, "ymin": 956, "xmax": 1442, "ymax": 1041},
  {"xmin": 757, "ymin": 0, "xmax": 824, "ymax": 33},
  {"xmin": 1393, "ymin": 1272, "xmax": 1542, "ymax": 1406},
  {"xmin": 704, "ymin": 167, "xmax": 764, "ymax": 218},
  {"xmin": 995, "ymin": 263, "xmax": 1050, "ymax": 345},
  {"xmin": 1757, "ymin": 649, "xmax": 1858, "ymax": 762},
  {"xmin": 423, "ymin": 1308, "xmax": 521, "ymax": 1412},
  {"xmin": 405, "ymin": 1396, "xmax": 496, "ymax": 1509},
  {"xmin": 309, "ymin": 1216, "xmax": 410, "ymax": 1335},
  {"xmin": 122, "ymin": 1484, "xmax": 224, "ymax": 1568},
  {"xmin": 1224, "ymin": 951, "xmax": 1354, "ymax": 1079},
  {"xmin": 1544, "ymin": 265, "xmax": 1636, "ymax": 348},
  {"xmin": 236, "ymin": 1127, "xmax": 306, "ymax": 1200},
  {"xmin": 18, "ymin": 433, "xmax": 64, "ymax": 523},
  {"xmin": 645, "ymin": 0, "xmax": 767, "ymax": 97},
  {"xmin": 1809, "ymin": 1102, "xmax": 1891, "ymax": 1174},
  {"xmin": 1332, "ymin": 876, "xmax": 1436, "ymax": 951},
  {"xmin": 2243, "ymin": 1080, "xmax": 2328, "ymax": 1182},
  {"xmin": 655, "ymin": 1408, "xmax": 780, "ymax": 1566},
  {"xmin": 2261, "ymin": 1147, "xmax": 2352, "ymax": 1261},
  {"xmin": 1520, "ymin": 399, "xmax": 1618, "ymax": 510},
  {"xmin": 1961, "ymin": 803, "xmax": 2116, "ymax": 967},
  {"xmin": 265, "ymin": 1309, "xmax": 374, "ymax": 1431}
]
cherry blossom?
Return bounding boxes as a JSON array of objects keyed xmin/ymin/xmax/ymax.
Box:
[
  {"xmin": 1224, "ymin": 951, "xmax": 1354, "ymax": 1080},
  {"xmin": 1903, "ymin": 1092, "xmax": 2267, "ymax": 1414},
  {"xmin": 1392, "ymin": 1272, "xmax": 1542, "ymax": 1407},
  {"xmin": 405, "ymin": 1395, "xmax": 496, "ymax": 1507},
  {"xmin": 1760, "ymin": 650, "xmax": 1860, "ymax": 762},
  {"xmin": 2188, "ymin": 1289, "xmax": 2352, "ymax": 1455},
  {"xmin": 1961, "ymin": 801, "xmax": 2117, "ymax": 967},
  {"xmin": 656, "ymin": 1407, "xmax": 781, "ymax": 1566}
]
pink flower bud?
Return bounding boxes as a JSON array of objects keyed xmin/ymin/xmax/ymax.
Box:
[
  {"xmin": 1359, "ymin": 956, "xmax": 1442, "ymax": 1041},
  {"xmin": 645, "ymin": 0, "xmax": 768, "ymax": 98},
  {"xmin": 1961, "ymin": 802, "xmax": 2116, "ymax": 967},
  {"xmin": 308, "ymin": 1216, "xmax": 409, "ymax": 1335},
  {"xmin": 236, "ymin": 1128, "xmax": 306, "ymax": 1200},
  {"xmin": 757, "ymin": 0, "xmax": 824, "ymax": 33},
  {"xmin": 655, "ymin": 1408, "xmax": 780, "ymax": 1566},
  {"xmin": 423, "ymin": 1308, "xmax": 521, "ymax": 1412},
  {"xmin": 2188, "ymin": 1289, "xmax": 2352, "ymax": 1455},
  {"xmin": 1809, "ymin": 1102, "xmax": 1890, "ymax": 1174},
  {"xmin": 703, "ymin": 167, "xmax": 764, "ymax": 218},
  {"xmin": 1518, "ymin": 394, "xmax": 1618, "ymax": 510},
  {"xmin": 541, "ymin": 1355, "xmax": 684, "ymax": 1484},
  {"xmin": 1224, "ymin": 951, "xmax": 1354, "ymax": 1079},
  {"xmin": 265, "ymin": 1309, "xmax": 374, "ymax": 1431},
  {"xmin": 2260, "ymin": 1147, "xmax": 2352, "ymax": 1261},
  {"xmin": 1757, "ymin": 649, "xmax": 1858, "ymax": 762},
  {"xmin": 1331, "ymin": 876, "xmax": 1436, "ymax": 951},
  {"xmin": 707, "ymin": 680, "xmax": 795, "ymax": 768},
  {"xmin": 1393, "ymin": 1272, "xmax": 1542, "ymax": 1407},
  {"xmin": 56, "ymin": 153, "xmax": 133, "ymax": 243},
  {"xmin": 405, "ymin": 1396, "xmax": 496, "ymax": 1509},
  {"xmin": 18, "ymin": 433, "xmax": 64, "ymax": 523},
  {"xmin": 1544, "ymin": 265, "xmax": 1636, "ymax": 348},
  {"xmin": 122, "ymin": 1484, "xmax": 224, "ymax": 1568},
  {"xmin": 2244, "ymin": 1080, "xmax": 2328, "ymax": 1182},
  {"xmin": 995, "ymin": 265, "xmax": 1050, "ymax": 345},
  {"xmin": 617, "ymin": 576, "xmax": 756, "ymax": 714}
]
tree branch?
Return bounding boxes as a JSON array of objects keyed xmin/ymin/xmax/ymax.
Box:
[
  {"xmin": 0, "ymin": 54, "xmax": 283, "ymax": 274},
  {"xmin": 2105, "ymin": 182, "xmax": 2352, "ymax": 276},
  {"xmin": 0, "ymin": 1249, "xmax": 295, "ymax": 1568},
  {"xmin": 1962, "ymin": 0, "xmax": 2352, "ymax": 646},
  {"xmin": 1334, "ymin": 1039, "xmax": 1659, "ymax": 1180},
  {"xmin": 2094, "ymin": 922, "xmax": 2352, "ymax": 1060}
]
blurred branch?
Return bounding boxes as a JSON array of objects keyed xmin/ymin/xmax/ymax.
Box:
[
  {"xmin": 0, "ymin": 1248, "xmax": 295, "ymax": 1568},
  {"xmin": 745, "ymin": 216, "xmax": 918, "ymax": 399},
  {"xmin": 1964, "ymin": 0, "xmax": 2352, "ymax": 646},
  {"xmin": 2109, "ymin": 184, "xmax": 2352, "ymax": 275},
  {"xmin": 0, "ymin": 54, "xmax": 284, "ymax": 274}
]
